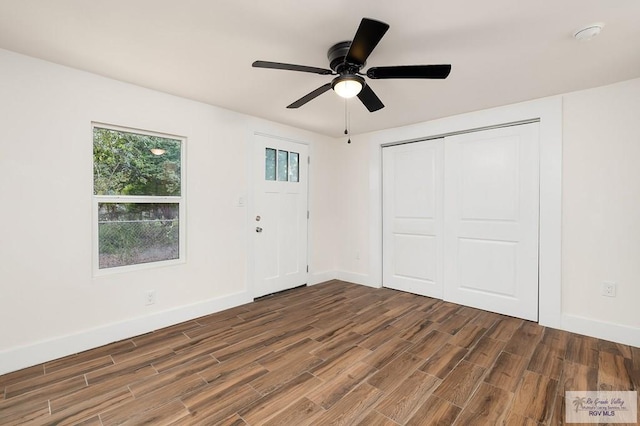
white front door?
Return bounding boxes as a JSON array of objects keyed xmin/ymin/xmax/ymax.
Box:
[
  {"xmin": 382, "ymin": 139, "xmax": 444, "ymax": 298},
  {"xmin": 443, "ymin": 123, "xmax": 539, "ymax": 321},
  {"xmin": 253, "ymin": 135, "xmax": 308, "ymax": 298}
]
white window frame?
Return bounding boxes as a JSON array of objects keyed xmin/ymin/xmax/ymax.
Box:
[{"xmin": 92, "ymin": 122, "xmax": 186, "ymax": 276}]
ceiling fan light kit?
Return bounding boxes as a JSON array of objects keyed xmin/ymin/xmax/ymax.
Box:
[
  {"xmin": 332, "ymin": 74, "xmax": 364, "ymax": 98},
  {"xmin": 252, "ymin": 17, "xmax": 451, "ymax": 112}
]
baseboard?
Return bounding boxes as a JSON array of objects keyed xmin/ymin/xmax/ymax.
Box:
[
  {"xmin": 560, "ymin": 313, "xmax": 640, "ymax": 347},
  {"xmin": 308, "ymin": 270, "xmax": 338, "ymax": 286},
  {"xmin": 334, "ymin": 271, "xmax": 380, "ymax": 288},
  {"xmin": 0, "ymin": 291, "xmax": 252, "ymax": 376}
]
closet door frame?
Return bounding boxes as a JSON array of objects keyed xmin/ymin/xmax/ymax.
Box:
[{"xmin": 370, "ymin": 97, "xmax": 562, "ymax": 328}]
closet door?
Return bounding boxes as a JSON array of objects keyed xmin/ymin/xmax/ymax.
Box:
[
  {"xmin": 382, "ymin": 139, "xmax": 444, "ymax": 298},
  {"xmin": 443, "ymin": 123, "xmax": 539, "ymax": 320}
]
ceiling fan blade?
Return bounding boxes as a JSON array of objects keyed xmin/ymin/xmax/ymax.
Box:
[
  {"xmin": 287, "ymin": 83, "xmax": 333, "ymax": 108},
  {"xmin": 345, "ymin": 18, "xmax": 390, "ymax": 66},
  {"xmin": 367, "ymin": 64, "xmax": 452, "ymax": 79},
  {"xmin": 252, "ymin": 60, "xmax": 333, "ymax": 75},
  {"xmin": 357, "ymin": 84, "xmax": 384, "ymax": 112}
]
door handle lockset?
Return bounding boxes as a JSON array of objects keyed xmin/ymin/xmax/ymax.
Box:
[{"xmin": 256, "ymin": 226, "xmax": 263, "ymax": 233}]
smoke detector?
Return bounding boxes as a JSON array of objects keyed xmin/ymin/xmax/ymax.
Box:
[{"xmin": 574, "ymin": 24, "xmax": 603, "ymax": 41}]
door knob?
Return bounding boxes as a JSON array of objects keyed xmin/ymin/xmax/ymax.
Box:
[{"xmin": 256, "ymin": 226, "xmax": 263, "ymax": 233}]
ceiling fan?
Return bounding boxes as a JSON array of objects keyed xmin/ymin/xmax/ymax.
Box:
[{"xmin": 252, "ymin": 18, "xmax": 451, "ymax": 112}]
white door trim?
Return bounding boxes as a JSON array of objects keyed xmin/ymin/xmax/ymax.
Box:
[{"xmin": 369, "ymin": 96, "xmax": 562, "ymax": 329}]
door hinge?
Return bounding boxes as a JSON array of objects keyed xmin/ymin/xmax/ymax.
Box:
[
  {"xmin": 307, "ymin": 156, "xmax": 310, "ymax": 165},
  {"xmin": 307, "ymin": 210, "xmax": 309, "ymax": 219},
  {"xmin": 306, "ymin": 265, "xmax": 309, "ymax": 273}
]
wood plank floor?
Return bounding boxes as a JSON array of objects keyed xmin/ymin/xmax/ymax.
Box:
[{"xmin": 1, "ymin": 280, "xmax": 638, "ymax": 425}]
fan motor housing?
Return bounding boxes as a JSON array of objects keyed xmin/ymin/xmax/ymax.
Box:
[{"xmin": 328, "ymin": 41, "xmax": 364, "ymax": 73}]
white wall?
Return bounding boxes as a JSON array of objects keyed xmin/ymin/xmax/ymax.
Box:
[
  {"xmin": 334, "ymin": 139, "xmax": 372, "ymax": 283},
  {"xmin": 561, "ymin": 79, "xmax": 640, "ymax": 337},
  {"xmin": 0, "ymin": 49, "xmax": 338, "ymax": 374},
  {"xmin": 307, "ymin": 134, "xmax": 341, "ymax": 284},
  {"xmin": 1, "ymin": 47, "xmax": 638, "ymax": 375},
  {"xmin": 335, "ymin": 78, "xmax": 640, "ymax": 347}
]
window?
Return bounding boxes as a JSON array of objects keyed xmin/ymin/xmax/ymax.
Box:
[
  {"xmin": 93, "ymin": 124, "xmax": 184, "ymax": 271},
  {"xmin": 265, "ymin": 148, "xmax": 299, "ymax": 182}
]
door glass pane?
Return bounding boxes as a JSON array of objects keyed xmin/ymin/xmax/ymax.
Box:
[
  {"xmin": 265, "ymin": 148, "xmax": 276, "ymax": 181},
  {"xmin": 289, "ymin": 152, "xmax": 299, "ymax": 182},
  {"xmin": 277, "ymin": 150, "xmax": 288, "ymax": 181}
]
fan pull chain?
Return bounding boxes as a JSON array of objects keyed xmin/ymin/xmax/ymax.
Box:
[{"xmin": 344, "ymin": 99, "xmax": 351, "ymax": 144}]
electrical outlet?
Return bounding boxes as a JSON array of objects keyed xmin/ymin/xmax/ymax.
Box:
[
  {"xmin": 602, "ymin": 282, "xmax": 616, "ymax": 297},
  {"xmin": 145, "ymin": 290, "xmax": 156, "ymax": 305}
]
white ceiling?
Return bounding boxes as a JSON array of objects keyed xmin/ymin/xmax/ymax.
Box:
[{"xmin": 1, "ymin": 0, "xmax": 639, "ymax": 138}]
